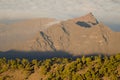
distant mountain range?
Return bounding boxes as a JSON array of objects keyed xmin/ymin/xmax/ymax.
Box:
[{"xmin": 0, "ymin": 13, "xmax": 120, "ymax": 55}]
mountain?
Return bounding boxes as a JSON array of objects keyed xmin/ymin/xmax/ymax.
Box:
[
  {"xmin": 18, "ymin": 13, "xmax": 120, "ymax": 55},
  {"xmin": 0, "ymin": 18, "xmax": 59, "ymax": 51},
  {"xmin": 0, "ymin": 13, "xmax": 120, "ymax": 55}
]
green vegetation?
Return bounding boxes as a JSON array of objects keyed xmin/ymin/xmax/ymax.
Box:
[{"xmin": 0, "ymin": 53, "xmax": 120, "ymax": 80}]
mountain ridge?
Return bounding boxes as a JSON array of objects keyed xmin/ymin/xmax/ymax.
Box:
[
  {"xmin": 19, "ymin": 13, "xmax": 120, "ymax": 55},
  {"xmin": 0, "ymin": 13, "xmax": 120, "ymax": 55}
]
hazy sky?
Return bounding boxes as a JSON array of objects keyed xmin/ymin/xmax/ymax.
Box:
[{"xmin": 0, "ymin": 0, "xmax": 120, "ymax": 30}]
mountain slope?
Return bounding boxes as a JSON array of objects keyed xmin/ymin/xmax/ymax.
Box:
[
  {"xmin": 0, "ymin": 13, "xmax": 120, "ymax": 55},
  {"xmin": 25, "ymin": 13, "xmax": 120, "ymax": 55},
  {"xmin": 0, "ymin": 18, "xmax": 58, "ymax": 51}
]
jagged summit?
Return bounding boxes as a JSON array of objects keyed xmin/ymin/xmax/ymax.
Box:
[{"xmin": 71, "ymin": 12, "xmax": 99, "ymax": 25}]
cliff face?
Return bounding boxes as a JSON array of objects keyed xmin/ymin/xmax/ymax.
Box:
[{"xmin": 25, "ymin": 13, "xmax": 120, "ymax": 55}]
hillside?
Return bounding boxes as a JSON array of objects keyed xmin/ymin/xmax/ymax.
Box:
[
  {"xmin": 0, "ymin": 53, "xmax": 120, "ymax": 80},
  {"xmin": 0, "ymin": 18, "xmax": 58, "ymax": 51},
  {"xmin": 22, "ymin": 13, "xmax": 120, "ymax": 55},
  {"xmin": 0, "ymin": 13, "xmax": 120, "ymax": 55},
  {"xmin": 0, "ymin": 13, "xmax": 120, "ymax": 80}
]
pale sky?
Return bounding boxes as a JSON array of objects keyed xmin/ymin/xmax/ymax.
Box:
[{"xmin": 0, "ymin": 0, "xmax": 120, "ymax": 31}]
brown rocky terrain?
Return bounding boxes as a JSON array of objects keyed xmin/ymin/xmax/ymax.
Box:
[
  {"xmin": 24, "ymin": 13, "xmax": 120, "ymax": 55},
  {"xmin": 0, "ymin": 18, "xmax": 58, "ymax": 51},
  {"xmin": 0, "ymin": 13, "xmax": 120, "ymax": 55}
]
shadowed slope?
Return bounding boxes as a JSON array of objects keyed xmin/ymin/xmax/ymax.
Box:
[
  {"xmin": 0, "ymin": 50, "xmax": 73, "ymax": 60},
  {"xmin": 76, "ymin": 21, "xmax": 91, "ymax": 28},
  {"xmin": 0, "ymin": 50, "xmax": 110, "ymax": 60}
]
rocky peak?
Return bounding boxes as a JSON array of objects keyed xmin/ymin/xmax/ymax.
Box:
[{"xmin": 72, "ymin": 12, "xmax": 99, "ymax": 25}]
